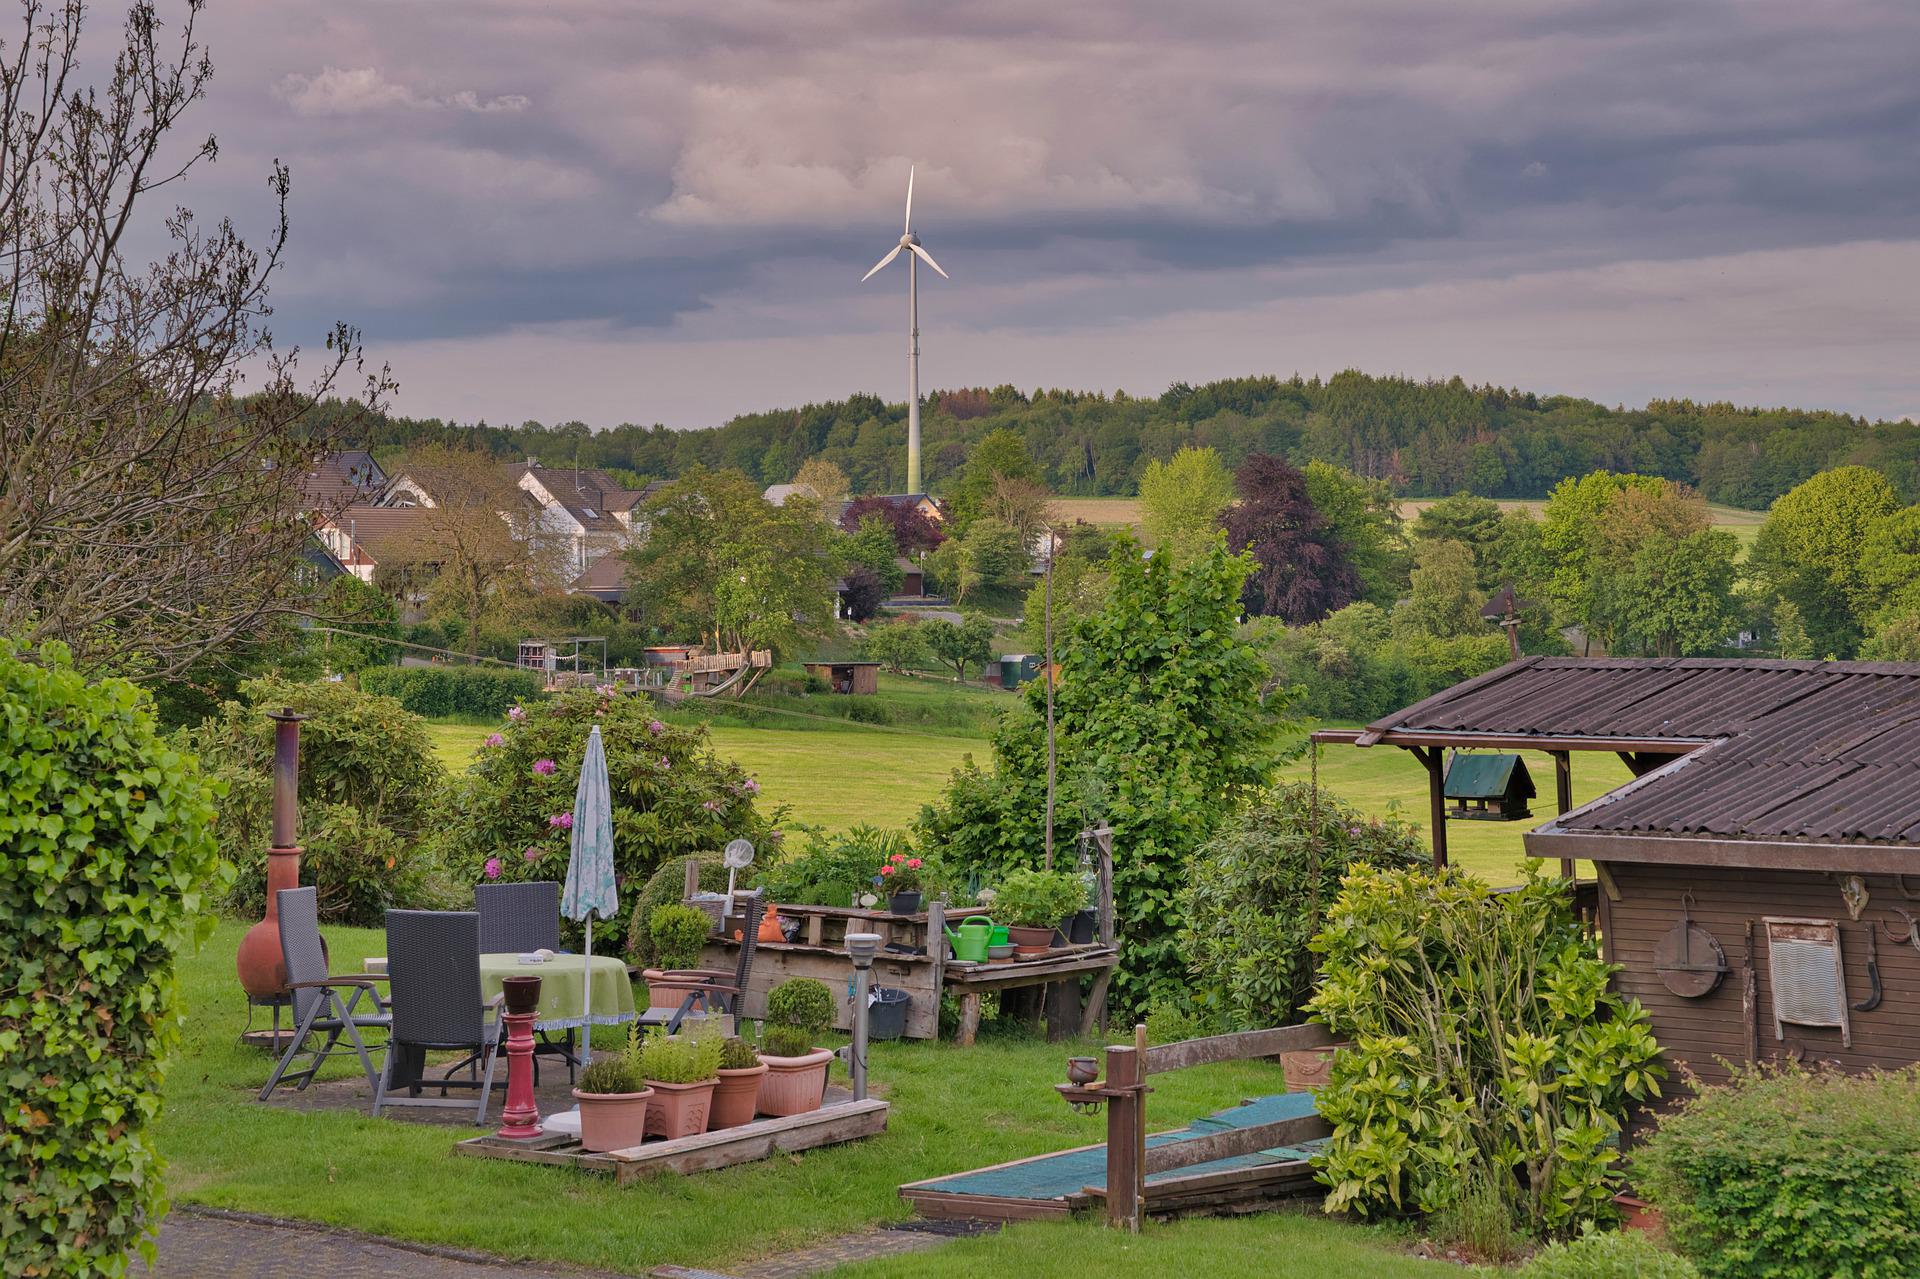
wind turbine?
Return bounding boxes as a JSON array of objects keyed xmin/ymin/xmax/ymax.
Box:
[{"xmin": 861, "ymin": 165, "xmax": 947, "ymax": 495}]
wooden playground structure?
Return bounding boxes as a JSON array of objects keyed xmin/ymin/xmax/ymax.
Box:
[{"xmin": 619, "ymin": 647, "xmax": 773, "ymax": 699}]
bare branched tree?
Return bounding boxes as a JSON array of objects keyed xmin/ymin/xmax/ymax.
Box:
[{"xmin": 0, "ymin": 1, "xmax": 387, "ymax": 677}]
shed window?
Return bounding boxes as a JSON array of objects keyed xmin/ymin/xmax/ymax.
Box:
[{"xmin": 1764, "ymin": 917, "xmax": 1851, "ymax": 1049}]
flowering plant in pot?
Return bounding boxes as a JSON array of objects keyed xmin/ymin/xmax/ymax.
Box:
[
  {"xmin": 644, "ymin": 903, "xmax": 714, "ymax": 1010},
  {"xmin": 756, "ymin": 977, "xmax": 836, "ymax": 1116},
  {"xmin": 572, "ymin": 1055, "xmax": 653, "ymax": 1153},
  {"xmin": 709, "ymin": 1035, "xmax": 769, "ymax": 1129},
  {"xmin": 993, "ymin": 868, "xmax": 1087, "ymax": 954},
  {"xmin": 634, "ymin": 1025, "xmax": 723, "ymax": 1139},
  {"xmin": 877, "ymin": 851, "xmax": 926, "ymax": 914}
]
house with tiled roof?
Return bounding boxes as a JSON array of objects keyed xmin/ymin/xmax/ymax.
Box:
[{"xmin": 312, "ymin": 504, "xmax": 434, "ymax": 584}]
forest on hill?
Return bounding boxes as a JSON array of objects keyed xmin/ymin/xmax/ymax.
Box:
[{"xmin": 318, "ymin": 370, "xmax": 1920, "ymax": 508}]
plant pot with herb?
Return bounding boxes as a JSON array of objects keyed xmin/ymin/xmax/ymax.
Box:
[
  {"xmin": 994, "ymin": 868, "xmax": 1088, "ymax": 954},
  {"xmin": 634, "ymin": 1025, "xmax": 722, "ymax": 1139},
  {"xmin": 877, "ymin": 851, "xmax": 926, "ymax": 914},
  {"xmin": 571, "ymin": 1055, "xmax": 653, "ymax": 1153},
  {"xmin": 644, "ymin": 903, "xmax": 714, "ymax": 1010},
  {"xmin": 709, "ymin": 1035, "xmax": 769, "ymax": 1129},
  {"xmin": 756, "ymin": 977, "xmax": 836, "ymax": 1116}
]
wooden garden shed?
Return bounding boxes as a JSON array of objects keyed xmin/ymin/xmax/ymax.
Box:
[
  {"xmin": 803, "ymin": 660, "xmax": 880, "ymax": 695},
  {"xmin": 1319, "ymin": 656, "xmax": 1920, "ymax": 1104}
]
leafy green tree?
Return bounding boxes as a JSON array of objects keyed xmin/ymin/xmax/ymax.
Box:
[
  {"xmin": 1139, "ymin": 445, "xmax": 1236, "ymax": 560},
  {"xmin": 962, "ymin": 517, "xmax": 1029, "ymax": 592},
  {"xmin": 862, "ymin": 617, "xmax": 927, "ymax": 672},
  {"xmin": 919, "ymin": 535, "xmax": 1280, "ymax": 1011},
  {"xmin": 1413, "ymin": 494, "xmax": 1507, "ymax": 587},
  {"xmin": 1860, "ymin": 506, "xmax": 1920, "ymax": 620},
  {"xmin": 625, "ymin": 467, "xmax": 841, "ymax": 657},
  {"xmin": 945, "ymin": 429, "xmax": 1040, "ymax": 531},
  {"xmin": 1395, "ymin": 539, "xmax": 1486, "ymax": 639},
  {"xmin": 1862, "ymin": 611, "xmax": 1920, "ymax": 661},
  {"xmin": 1304, "ymin": 461, "xmax": 1409, "ymax": 605},
  {"xmin": 1537, "ymin": 472, "xmax": 1668, "ymax": 645},
  {"xmin": 1750, "ymin": 467, "xmax": 1902, "ymax": 658},
  {"xmin": 1596, "ymin": 529, "xmax": 1741, "ymax": 658},
  {"xmin": 844, "ymin": 515, "xmax": 906, "ymax": 596},
  {"xmin": 922, "ymin": 613, "xmax": 996, "ymax": 680}
]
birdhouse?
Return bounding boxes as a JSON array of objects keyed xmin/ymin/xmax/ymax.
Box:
[{"xmin": 1443, "ymin": 753, "xmax": 1535, "ymax": 821}]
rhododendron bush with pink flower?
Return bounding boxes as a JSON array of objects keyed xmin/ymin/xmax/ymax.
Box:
[{"xmin": 433, "ymin": 687, "xmax": 782, "ymax": 912}]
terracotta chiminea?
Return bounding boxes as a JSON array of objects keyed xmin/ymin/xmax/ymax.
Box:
[{"xmin": 236, "ymin": 708, "xmax": 307, "ymax": 1000}]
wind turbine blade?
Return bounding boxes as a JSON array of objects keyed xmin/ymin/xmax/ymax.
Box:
[
  {"xmin": 860, "ymin": 244, "xmax": 903, "ymax": 281},
  {"xmin": 908, "ymin": 242, "xmax": 949, "ymax": 279},
  {"xmin": 904, "ymin": 164, "xmax": 914, "ymax": 233}
]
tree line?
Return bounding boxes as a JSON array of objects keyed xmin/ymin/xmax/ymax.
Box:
[{"xmin": 315, "ymin": 370, "xmax": 1920, "ymax": 508}]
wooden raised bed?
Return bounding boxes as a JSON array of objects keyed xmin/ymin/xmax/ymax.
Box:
[{"xmin": 455, "ymin": 1097, "xmax": 889, "ymax": 1184}]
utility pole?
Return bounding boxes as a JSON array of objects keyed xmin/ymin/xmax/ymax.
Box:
[{"xmin": 1043, "ymin": 522, "xmax": 1056, "ymax": 868}]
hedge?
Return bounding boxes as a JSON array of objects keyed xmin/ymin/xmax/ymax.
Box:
[
  {"xmin": 358, "ymin": 665, "xmax": 547, "ymax": 719},
  {"xmin": 0, "ymin": 643, "xmax": 227, "ymax": 1276}
]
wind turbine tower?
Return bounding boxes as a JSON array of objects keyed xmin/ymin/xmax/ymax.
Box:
[{"xmin": 861, "ymin": 165, "xmax": 947, "ymax": 495}]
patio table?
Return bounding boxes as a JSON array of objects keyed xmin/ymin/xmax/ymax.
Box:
[{"xmin": 477, "ymin": 953, "xmax": 637, "ymax": 1033}]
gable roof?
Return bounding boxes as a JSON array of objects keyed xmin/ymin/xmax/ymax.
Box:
[
  {"xmin": 569, "ymin": 552, "xmax": 630, "ymax": 600},
  {"xmin": 507, "ymin": 462, "xmax": 645, "ymax": 533},
  {"xmin": 316, "ymin": 504, "xmax": 431, "ymax": 559},
  {"xmin": 299, "ymin": 450, "xmax": 386, "ymax": 507},
  {"xmin": 1444, "ymin": 753, "xmax": 1534, "ymax": 801}
]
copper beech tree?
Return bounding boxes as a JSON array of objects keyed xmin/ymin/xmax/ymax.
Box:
[{"xmin": 0, "ymin": 1, "xmax": 386, "ymax": 678}]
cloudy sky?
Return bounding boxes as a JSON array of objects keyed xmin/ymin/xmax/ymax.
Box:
[{"xmin": 182, "ymin": 0, "xmax": 1920, "ymax": 426}]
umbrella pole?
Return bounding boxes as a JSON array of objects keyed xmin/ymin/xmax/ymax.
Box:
[{"xmin": 580, "ymin": 918, "xmax": 594, "ymax": 1069}]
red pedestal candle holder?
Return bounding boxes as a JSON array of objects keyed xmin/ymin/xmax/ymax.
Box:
[{"xmin": 497, "ymin": 1008, "xmax": 543, "ymax": 1139}]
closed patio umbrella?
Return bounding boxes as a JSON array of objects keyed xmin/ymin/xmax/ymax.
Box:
[{"xmin": 561, "ymin": 725, "xmax": 618, "ymax": 1067}]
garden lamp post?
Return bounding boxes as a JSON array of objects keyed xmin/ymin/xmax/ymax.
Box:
[{"xmin": 845, "ymin": 932, "xmax": 881, "ymax": 1101}]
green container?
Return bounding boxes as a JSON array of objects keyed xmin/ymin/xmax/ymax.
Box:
[{"xmin": 943, "ymin": 915, "xmax": 994, "ymax": 963}]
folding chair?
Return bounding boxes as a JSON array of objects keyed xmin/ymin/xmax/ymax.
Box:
[
  {"xmin": 258, "ymin": 887, "xmax": 389, "ymax": 1103},
  {"xmin": 476, "ymin": 880, "xmax": 576, "ymax": 1082},
  {"xmin": 373, "ymin": 910, "xmax": 503, "ymax": 1124},
  {"xmin": 638, "ymin": 891, "xmax": 764, "ymax": 1034}
]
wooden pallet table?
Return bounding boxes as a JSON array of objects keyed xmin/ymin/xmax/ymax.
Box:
[
  {"xmin": 455, "ymin": 1097, "xmax": 889, "ymax": 1184},
  {"xmin": 944, "ymin": 946, "xmax": 1119, "ymax": 1046}
]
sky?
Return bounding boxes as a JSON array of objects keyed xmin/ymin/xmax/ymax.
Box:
[{"xmin": 173, "ymin": 0, "xmax": 1920, "ymax": 427}]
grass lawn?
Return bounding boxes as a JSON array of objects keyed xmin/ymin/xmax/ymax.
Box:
[
  {"xmin": 1278, "ymin": 731, "xmax": 1635, "ymax": 885},
  {"xmin": 159, "ymin": 922, "xmax": 1436, "ymax": 1276}
]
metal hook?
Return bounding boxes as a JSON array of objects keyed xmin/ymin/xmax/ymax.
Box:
[
  {"xmin": 1882, "ymin": 908, "xmax": 1920, "ymax": 952},
  {"xmin": 1897, "ymin": 875, "xmax": 1920, "ymax": 902}
]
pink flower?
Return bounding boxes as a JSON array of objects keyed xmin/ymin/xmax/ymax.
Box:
[
  {"xmin": 533, "ymin": 758, "xmax": 556, "ymax": 775},
  {"xmin": 743, "ymin": 778, "xmax": 760, "ymax": 794},
  {"xmin": 523, "ymin": 846, "xmax": 542, "ymax": 861},
  {"xmin": 659, "ymin": 756, "xmax": 671, "ymax": 769},
  {"xmin": 484, "ymin": 733, "xmax": 503, "ymax": 748},
  {"xmin": 889, "ymin": 853, "xmax": 906, "ymax": 863},
  {"xmin": 879, "ymin": 863, "xmax": 895, "ymax": 876},
  {"xmin": 483, "ymin": 857, "xmax": 502, "ymax": 880},
  {"xmin": 648, "ymin": 720, "xmax": 665, "ymax": 735},
  {"xmin": 508, "ymin": 705, "xmax": 526, "ymax": 721},
  {"xmin": 702, "ymin": 800, "xmax": 722, "ymax": 811},
  {"xmin": 907, "ymin": 858, "xmax": 922, "ymax": 869},
  {"xmin": 548, "ymin": 812, "xmax": 574, "ymax": 830}
]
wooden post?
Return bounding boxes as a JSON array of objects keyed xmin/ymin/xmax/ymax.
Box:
[
  {"xmin": 1554, "ymin": 750, "xmax": 1575, "ymax": 881},
  {"xmin": 957, "ymin": 992, "xmax": 982, "ymax": 1047},
  {"xmin": 1084, "ymin": 826, "xmax": 1116, "ymax": 1034},
  {"xmin": 1414, "ymin": 746, "xmax": 1448, "ymax": 869},
  {"xmin": 1104, "ymin": 1024, "xmax": 1148, "ymax": 1231},
  {"xmin": 682, "ymin": 858, "xmax": 700, "ymax": 903}
]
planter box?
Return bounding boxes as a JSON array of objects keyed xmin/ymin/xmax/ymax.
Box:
[
  {"xmin": 757, "ymin": 1048, "xmax": 833, "ymax": 1116},
  {"xmin": 645, "ymin": 1078, "xmax": 717, "ymax": 1139},
  {"xmin": 574, "ymin": 1087, "xmax": 653, "ymax": 1153},
  {"xmin": 710, "ymin": 1063, "xmax": 768, "ymax": 1129}
]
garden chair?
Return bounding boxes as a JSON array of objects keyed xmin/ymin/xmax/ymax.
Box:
[
  {"xmin": 373, "ymin": 909, "xmax": 503, "ymax": 1124},
  {"xmin": 258, "ymin": 886, "xmax": 389, "ymax": 1103},
  {"xmin": 638, "ymin": 890, "xmax": 764, "ymax": 1034},
  {"xmin": 475, "ymin": 880, "xmax": 576, "ymax": 1082}
]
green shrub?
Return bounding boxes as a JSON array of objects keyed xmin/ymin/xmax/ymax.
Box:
[
  {"xmin": 1634, "ymin": 1064, "xmax": 1920, "ymax": 1279},
  {"xmin": 1178, "ymin": 782, "xmax": 1426, "ymax": 1030},
  {"xmin": 577, "ymin": 1055, "xmax": 645, "ymax": 1095},
  {"xmin": 761, "ymin": 1026, "xmax": 817, "ymax": 1058},
  {"xmin": 649, "ymin": 905, "xmax": 713, "ymax": 970},
  {"xmin": 0, "ymin": 643, "xmax": 229, "ymax": 1274},
  {"xmin": 765, "ymin": 977, "xmax": 835, "ymax": 1035},
  {"xmin": 757, "ymin": 825, "xmax": 917, "ymax": 908},
  {"xmin": 358, "ymin": 665, "xmax": 548, "ymax": 719},
  {"xmin": 625, "ymin": 854, "xmax": 728, "ymax": 964},
  {"xmin": 1429, "ymin": 1172, "xmax": 1527, "ymax": 1265},
  {"xmin": 719, "ymin": 1036, "xmax": 760, "ymax": 1070},
  {"xmin": 188, "ymin": 676, "xmax": 447, "ymax": 924},
  {"xmin": 633, "ymin": 1027, "xmax": 722, "ymax": 1084},
  {"xmin": 1518, "ymin": 1229, "xmax": 1699, "ymax": 1279},
  {"xmin": 1308, "ymin": 864, "xmax": 1665, "ymax": 1239},
  {"xmin": 434, "ymin": 687, "xmax": 783, "ymax": 908},
  {"xmin": 991, "ymin": 868, "xmax": 1086, "ymax": 929},
  {"xmin": 1143, "ymin": 996, "xmax": 1228, "ymax": 1045}
]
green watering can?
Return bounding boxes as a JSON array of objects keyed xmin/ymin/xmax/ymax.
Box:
[
  {"xmin": 945, "ymin": 915, "xmax": 994, "ymax": 963},
  {"xmin": 989, "ymin": 924, "xmax": 1010, "ymax": 948}
]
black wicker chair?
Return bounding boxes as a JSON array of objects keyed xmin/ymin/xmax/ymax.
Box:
[
  {"xmin": 475, "ymin": 880, "xmax": 577, "ymax": 1082},
  {"xmin": 258, "ymin": 887, "xmax": 389, "ymax": 1103},
  {"xmin": 637, "ymin": 890, "xmax": 764, "ymax": 1034},
  {"xmin": 373, "ymin": 909, "xmax": 502, "ymax": 1123}
]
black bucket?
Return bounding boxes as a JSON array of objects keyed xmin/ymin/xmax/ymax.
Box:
[
  {"xmin": 868, "ymin": 987, "xmax": 911, "ymax": 1040},
  {"xmin": 1067, "ymin": 909, "xmax": 1097, "ymax": 945}
]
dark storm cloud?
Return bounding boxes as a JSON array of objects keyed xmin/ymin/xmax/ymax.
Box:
[{"xmin": 174, "ymin": 0, "xmax": 1920, "ymax": 421}]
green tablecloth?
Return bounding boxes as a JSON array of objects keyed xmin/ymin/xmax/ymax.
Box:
[{"xmin": 477, "ymin": 953, "xmax": 636, "ymax": 1033}]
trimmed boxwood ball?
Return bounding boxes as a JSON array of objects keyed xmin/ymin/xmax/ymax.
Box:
[
  {"xmin": 765, "ymin": 977, "xmax": 834, "ymax": 1033},
  {"xmin": 648, "ymin": 904, "xmax": 713, "ymax": 970},
  {"xmin": 0, "ymin": 642, "xmax": 229, "ymax": 1274}
]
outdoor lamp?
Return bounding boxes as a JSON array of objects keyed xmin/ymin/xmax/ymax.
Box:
[
  {"xmin": 844, "ymin": 932, "xmax": 882, "ymax": 1100},
  {"xmin": 845, "ymin": 931, "xmax": 881, "ymax": 967}
]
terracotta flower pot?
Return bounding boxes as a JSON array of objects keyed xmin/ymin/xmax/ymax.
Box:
[
  {"xmin": 1280, "ymin": 1043, "xmax": 1347, "ymax": 1092},
  {"xmin": 756, "ymin": 1048, "xmax": 833, "ymax": 1116},
  {"xmin": 643, "ymin": 969, "xmax": 704, "ymax": 1010},
  {"xmin": 644, "ymin": 1078, "xmax": 717, "ymax": 1139},
  {"xmin": 709, "ymin": 1063, "xmax": 769, "ymax": 1129},
  {"xmin": 1614, "ymin": 1194, "xmax": 1664, "ymax": 1235},
  {"xmin": 1006, "ymin": 924, "xmax": 1054, "ymax": 955},
  {"xmin": 573, "ymin": 1086, "xmax": 653, "ymax": 1153}
]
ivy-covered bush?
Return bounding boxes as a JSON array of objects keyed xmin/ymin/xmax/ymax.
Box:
[
  {"xmin": 188, "ymin": 677, "xmax": 447, "ymax": 924},
  {"xmin": 358, "ymin": 665, "xmax": 547, "ymax": 719},
  {"xmin": 1178, "ymin": 782, "xmax": 1425, "ymax": 1030},
  {"xmin": 918, "ymin": 535, "xmax": 1279, "ymax": 1012},
  {"xmin": 1307, "ymin": 864, "xmax": 1665, "ymax": 1240},
  {"xmin": 435, "ymin": 687, "xmax": 782, "ymax": 901},
  {"xmin": 1, "ymin": 644, "xmax": 229, "ymax": 1275},
  {"xmin": 1634, "ymin": 1064, "xmax": 1920, "ymax": 1279}
]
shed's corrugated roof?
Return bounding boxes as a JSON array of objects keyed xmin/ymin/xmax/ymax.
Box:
[{"xmin": 1372, "ymin": 657, "xmax": 1920, "ymax": 847}]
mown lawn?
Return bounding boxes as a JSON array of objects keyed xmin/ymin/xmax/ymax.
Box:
[{"xmin": 158, "ymin": 922, "xmax": 1435, "ymax": 1275}]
